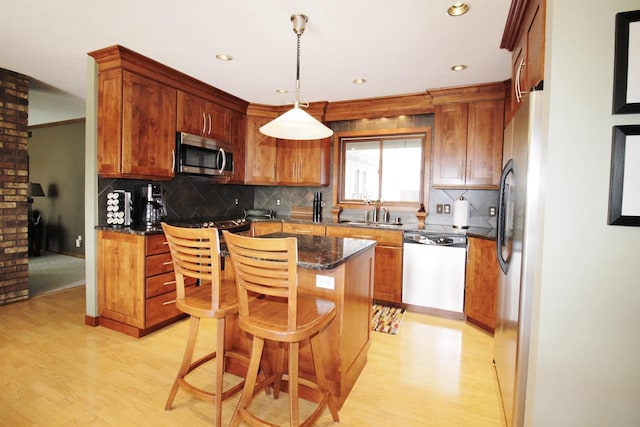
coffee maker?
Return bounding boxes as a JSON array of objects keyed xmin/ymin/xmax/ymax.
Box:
[{"xmin": 133, "ymin": 183, "xmax": 167, "ymax": 228}]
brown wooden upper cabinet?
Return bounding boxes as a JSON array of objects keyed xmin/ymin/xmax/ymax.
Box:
[
  {"xmin": 245, "ymin": 114, "xmax": 277, "ymax": 184},
  {"xmin": 277, "ymin": 138, "xmax": 330, "ymax": 186},
  {"xmin": 432, "ymin": 98, "xmax": 504, "ymax": 189},
  {"xmin": 96, "ymin": 69, "xmax": 177, "ymax": 180},
  {"xmin": 245, "ymin": 106, "xmax": 330, "ymax": 186},
  {"xmin": 177, "ymin": 91, "xmax": 230, "ymax": 141},
  {"xmin": 502, "ymin": 0, "xmax": 546, "ymax": 120},
  {"xmin": 89, "ymin": 45, "xmax": 249, "ymax": 182}
]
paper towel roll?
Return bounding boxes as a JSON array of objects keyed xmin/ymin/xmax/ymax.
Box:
[{"xmin": 453, "ymin": 197, "xmax": 469, "ymax": 229}]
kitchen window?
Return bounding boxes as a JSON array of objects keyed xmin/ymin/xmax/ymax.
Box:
[{"xmin": 334, "ymin": 128, "xmax": 431, "ymax": 210}]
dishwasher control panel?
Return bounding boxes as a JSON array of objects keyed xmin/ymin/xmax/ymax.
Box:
[{"xmin": 403, "ymin": 231, "xmax": 466, "ymax": 247}]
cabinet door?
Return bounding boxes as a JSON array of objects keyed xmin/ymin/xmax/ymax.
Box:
[
  {"xmin": 228, "ymin": 109, "xmax": 246, "ymax": 183},
  {"xmin": 297, "ymin": 138, "xmax": 330, "ymax": 185},
  {"xmin": 526, "ymin": 2, "xmax": 545, "ymax": 93},
  {"xmin": 121, "ymin": 71, "xmax": 176, "ymax": 179},
  {"xmin": 466, "ymin": 100, "xmax": 504, "ymax": 187},
  {"xmin": 432, "ymin": 103, "xmax": 468, "ymax": 187},
  {"xmin": 177, "ymin": 91, "xmax": 207, "ymax": 135},
  {"xmin": 464, "ymin": 237, "xmax": 498, "ymax": 331},
  {"xmin": 276, "ymin": 139, "xmax": 298, "ymax": 183},
  {"xmin": 206, "ymin": 101, "xmax": 230, "ymax": 141},
  {"xmin": 245, "ymin": 115, "xmax": 277, "ymax": 184},
  {"xmin": 373, "ymin": 246, "xmax": 403, "ymax": 303},
  {"xmin": 97, "ymin": 231, "xmax": 146, "ymax": 329}
]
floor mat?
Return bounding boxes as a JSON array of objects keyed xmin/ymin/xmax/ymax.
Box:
[{"xmin": 371, "ymin": 304, "xmax": 405, "ymax": 335}]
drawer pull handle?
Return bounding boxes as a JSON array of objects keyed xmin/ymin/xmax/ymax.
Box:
[
  {"xmin": 163, "ymin": 261, "xmax": 173, "ymax": 266},
  {"xmin": 163, "ymin": 280, "xmax": 176, "ymax": 286},
  {"xmin": 162, "ymin": 241, "xmax": 169, "ymax": 246},
  {"xmin": 163, "ymin": 299, "xmax": 176, "ymax": 306}
]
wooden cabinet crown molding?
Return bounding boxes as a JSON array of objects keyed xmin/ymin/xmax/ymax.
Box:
[
  {"xmin": 500, "ymin": 0, "xmax": 545, "ymax": 51},
  {"xmin": 88, "ymin": 45, "xmax": 248, "ymax": 113},
  {"xmin": 325, "ymin": 93, "xmax": 434, "ymax": 122},
  {"xmin": 428, "ymin": 81, "xmax": 506, "ymax": 105}
]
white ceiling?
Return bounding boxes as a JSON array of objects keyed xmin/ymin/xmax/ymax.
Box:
[{"xmin": 2, "ymin": 0, "xmax": 513, "ymax": 126}]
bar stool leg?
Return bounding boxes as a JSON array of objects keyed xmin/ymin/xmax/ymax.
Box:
[
  {"xmin": 289, "ymin": 342, "xmax": 300, "ymax": 426},
  {"xmin": 310, "ymin": 333, "xmax": 340, "ymax": 422},
  {"xmin": 214, "ymin": 318, "xmax": 226, "ymax": 427},
  {"xmin": 165, "ymin": 316, "xmax": 200, "ymax": 410},
  {"xmin": 230, "ymin": 335, "xmax": 265, "ymax": 427}
]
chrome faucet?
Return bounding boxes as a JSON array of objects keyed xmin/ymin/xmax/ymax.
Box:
[{"xmin": 371, "ymin": 200, "xmax": 380, "ymax": 223}]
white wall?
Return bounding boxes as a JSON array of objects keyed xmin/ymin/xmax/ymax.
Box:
[{"xmin": 526, "ymin": 1, "xmax": 640, "ymax": 425}]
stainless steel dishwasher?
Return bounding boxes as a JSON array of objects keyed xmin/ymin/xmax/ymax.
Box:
[{"xmin": 402, "ymin": 231, "xmax": 467, "ymax": 315}]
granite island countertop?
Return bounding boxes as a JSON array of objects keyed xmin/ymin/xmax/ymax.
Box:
[{"xmin": 221, "ymin": 232, "xmax": 376, "ymax": 271}]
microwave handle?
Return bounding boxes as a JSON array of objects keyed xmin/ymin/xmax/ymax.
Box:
[{"xmin": 217, "ymin": 147, "xmax": 226, "ymax": 175}]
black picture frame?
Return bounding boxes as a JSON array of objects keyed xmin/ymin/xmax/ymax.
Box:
[
  {"xmin": 608, "ymin": 125, "xmax": 640, "ymax": 226},
  {"xmin": 613, "ymin": 10, "xmax": 640, "ymax": 114}
]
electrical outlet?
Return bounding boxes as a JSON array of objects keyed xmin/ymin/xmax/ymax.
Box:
[
  {"xmin": 315, "ymin": 274, "xmax": 335, "ymax": 290},
  {"xmin": 75, "ymin": 235, "xmax": 83, "ymax": 248},
  {"xmin": 276, "ymin": 199, "xmax": 281, "ymax": 206},
  {"xmin": 436, "ymin": 204, "xmax": 443, "ymax": 214},
  {"xmin": 234, "ymin": 197, "xmax": 239, "ymax": 205},
  {"xmin": 444, "ymin": 204, "xmax": 451, "ymax": 214},
  {"xmin": 489, "ymin": 206, "xmax": 497, "ymax": 216}
]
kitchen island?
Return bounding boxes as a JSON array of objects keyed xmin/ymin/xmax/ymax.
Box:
[{"xmin": 222, "ymin": 233, "xmax": 376, "ymax": 410}]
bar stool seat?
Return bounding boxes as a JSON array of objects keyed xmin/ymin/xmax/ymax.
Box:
[{"xmin": 223, "ymin": 231, "xmax": 340, "ymax": 427}]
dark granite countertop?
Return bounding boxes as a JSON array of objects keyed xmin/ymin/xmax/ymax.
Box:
[
  {"xmin": 95, "ymin": 225, "xmax": 164, "ymax": 236},
  {"xmin": 222, "ymin": 232, "xmax": 376, "ymax": 271},
  {"xmin": 96, "ymin": 221, "xmax": 496, "ymax": 241}
]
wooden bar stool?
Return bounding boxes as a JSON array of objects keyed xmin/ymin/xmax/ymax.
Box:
[
  {"xmin": 223, "ymin": 230, "xmax": 340, "ymax": 427},
  {"xmin": 161, "ymin": 223, "xmax": 248, "ymax": 427}
]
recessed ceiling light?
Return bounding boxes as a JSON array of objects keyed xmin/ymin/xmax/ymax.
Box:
[
  {"xmin": 215, "ymin": 53, "xmax": 233, "ymax": 61},
  {"xmin": 447, "ymin": 3, "xmax": 470, "ymax": 16},
  {"xmin": 353, "ymin": 78, "xmax": 367, "ymax": 85},
  {"xmin": 451, "ymin": 64, "xmax": 467, "ymax": 71}
]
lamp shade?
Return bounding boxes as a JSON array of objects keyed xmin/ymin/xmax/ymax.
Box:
[
  {"xmin": 28, "ymin": 182, "xmax": 45, "ymax": 197},
  {"xmin": 259, "ymin": 107, "xmax": 334, "ymax": 140}
]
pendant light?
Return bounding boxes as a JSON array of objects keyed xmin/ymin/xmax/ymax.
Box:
[{"xmin": 259, "ymin": 14, "xmax": 334, "ymax": 140}]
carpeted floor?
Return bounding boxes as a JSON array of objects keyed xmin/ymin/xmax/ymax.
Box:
[{"xmin": 29, "ymin": 251, "xmax": 85, "ymax": 297}]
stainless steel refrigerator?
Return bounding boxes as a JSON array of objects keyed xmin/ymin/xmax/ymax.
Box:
[{"xmin": 495, "ymin": 90, "xmax": 544, "ymax": 427}]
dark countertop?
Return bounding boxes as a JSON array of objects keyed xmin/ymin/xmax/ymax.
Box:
[
  {"xmin": 95, "ymin": 225, "xmax": 164, "ymax": 236},
  {"xmin": 96, "ymin": 221, "xmax": 497, "ymax": 241},
  {"xmin": 222, "ymin": 232, "xmax": 377, "ymax": 271}
]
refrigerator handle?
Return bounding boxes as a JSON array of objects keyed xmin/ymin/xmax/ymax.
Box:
[{"xmin": 497, "ymin": 159, "xmax": 513, "ymax": 274}]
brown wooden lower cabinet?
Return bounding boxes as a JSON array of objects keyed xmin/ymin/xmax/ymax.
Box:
[
  {"xmin": 325, "ymin": 225, "xmax": 403, "ymax": 304},
  {"xmin": 464, "ymin": 236, "xmax": 498, "ymax": 332},
  {"xmin": 97, "ymin": 230, "xmax": 194, "ymax": 338}
]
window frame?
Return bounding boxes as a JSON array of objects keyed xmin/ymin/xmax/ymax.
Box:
[{"xmin": 332, "ymin": 127, "xmax": 431, "ymax": 212}]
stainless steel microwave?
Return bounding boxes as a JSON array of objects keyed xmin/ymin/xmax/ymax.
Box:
[{"xmin": 176, "ymin": 132, "xmax": 234, "ymax": 176}]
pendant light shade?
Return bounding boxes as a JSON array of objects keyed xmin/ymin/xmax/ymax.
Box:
[
  {"xmin": 259, "ymin": 14, "xmax": 334, "ymax": 141},
  {"xmin": 259, "ymin": 104, "xmax": 334, "ymax": 140}
]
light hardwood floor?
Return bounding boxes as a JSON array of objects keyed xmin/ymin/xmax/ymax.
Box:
[{"xmin": 0, "ymin": 287, "xmax": 506, "ymax": 426}]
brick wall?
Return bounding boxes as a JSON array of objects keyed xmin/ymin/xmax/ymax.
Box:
[{"xmin": 0, "ymin": 68, "xmax": 30, "ymax": 305}]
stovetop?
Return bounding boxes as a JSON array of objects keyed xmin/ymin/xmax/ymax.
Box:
[{"xmin": 168, "ymin": 216, "xmax": 249, "ymax": 231}]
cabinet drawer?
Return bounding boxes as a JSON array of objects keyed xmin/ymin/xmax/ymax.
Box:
[
  {"xmin": 325, "ymin": 225, "xmax": 403, "ymax": 247},
  {"xmin": 282, "ymin": 222, "xmax": 325, "ymax": 236},
  {"xmin": 146, "ymin": 233, "xmax": 169, "ymax": 255},
  {"xmin": 146, "ymin": 271, "xmax": 197, "ymax": 298},
  {"xmin": 146, "ymin": 252, "xmax": 174, "ymax": 277},
  {"xmin": 145, "ymin": 290, "xmax": 183, "ymax": 327}
]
